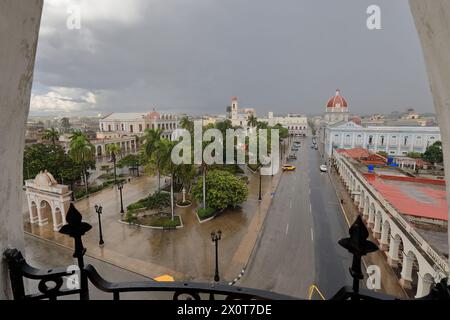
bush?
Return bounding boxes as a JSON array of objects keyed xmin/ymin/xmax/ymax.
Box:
[
  {"xmin": 192, "ymin": 170, "xmax": 248, "ymax": 210},
  {"xmin": 151, "ymin": 215, "xmax": 181, "ymax": 228},
  {"xmin": 197, "ymin": 207, "xmax": 216, "ymax": 220},
  {"xmin": 126, "ymin": 191, "xmax": 171, "ymax": 212}
]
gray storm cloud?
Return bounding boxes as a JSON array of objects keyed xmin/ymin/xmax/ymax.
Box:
[{"xmin": 31, "ymin": 0, "xmax": 434, "ymax": 116}]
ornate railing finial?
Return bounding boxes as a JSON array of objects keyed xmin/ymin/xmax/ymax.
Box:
[
  {"xmin": 339, "ymin": 215, "xmax": 378, "ymax": 300},
  {"xmin": 59, "ymin": 203, "xmax": 92, "ymax": 300}
]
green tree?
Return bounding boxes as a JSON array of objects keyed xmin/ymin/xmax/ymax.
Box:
[
  {"xmin": 179, "ymin": 116, "xmax": 194, "ymax": 133},
  {"xmin": 100, "ymin": 164, "xmax": 112, "ymax": 175},
  {"xmin": 143, "ymin": 136, "xmax": 170, "ymax": 192},
  {"xmin": 192, "ymin": 170, "xmax": 248, "ymax": 210},
  {"xmin": 406, "ymin": 151, "xmax": 423, "ymax": 159},
  {"xmin": 247, "ymin": 114, "xmax": 258, "ymax": 128},
  {"xmin": 69, "ymin": 132, "xmax": 96, "ymax": 196},
  {"xmin": 423, "ymin": 141, "xmax": 443, "ymax": 164},
  {"xmin": 106, "ymin": 143, "xmax": 121, "ymax": 183},
  {"xmin": 117, "ymin": 154, "xmax": 143, "ymax": 176},
  {"xmin": 42, "ymin": 128, "xmax": 60, "ymax": 145}
]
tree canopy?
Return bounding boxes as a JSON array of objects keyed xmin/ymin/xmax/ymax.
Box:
[
  {"xmin": 192, "ymin": 170, "xmax": 248, "ymax": 210},
  {"xmin": 423, "ymin": 141, "xmax": 443, "ymax": 164}
]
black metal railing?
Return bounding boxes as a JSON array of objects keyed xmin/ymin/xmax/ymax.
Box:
[{"xmin": 3, "ymin": 203, "xmax": 449, "ymax": 300}]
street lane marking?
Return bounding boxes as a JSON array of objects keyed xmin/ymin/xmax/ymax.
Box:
[
  {"xmin": 285, "ymin": 224, "xmax": 289, "ymax": 235},
  {"xmin": 310, "ymin": 228, "xmax": 314, "ymax": 241},
  {"xmin": 310, "ymin": 203, "xmax": 312, "ymax": 213},
  {"xmin": 289, "ymin": 200, "xmax": 292, "ymax": 209}
]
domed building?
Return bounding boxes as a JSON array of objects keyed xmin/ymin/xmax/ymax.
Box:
[{"xmin": 324, "ymin": 89, "xmax": 350, "ymax": 124}]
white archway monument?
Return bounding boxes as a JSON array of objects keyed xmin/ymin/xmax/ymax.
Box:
[{"xmin": 25, "ymin": 171, "xmax": 71, "ymax": 231}]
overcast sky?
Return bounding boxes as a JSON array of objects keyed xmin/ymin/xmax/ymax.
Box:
[{"xmin": 30, "ymin": 0, "xmax": 434, "ymax": 117}]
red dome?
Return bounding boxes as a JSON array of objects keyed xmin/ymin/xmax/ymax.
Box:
[{"xmin": 327, "ymin": 90, "xmax": 348, "ymax": 108}]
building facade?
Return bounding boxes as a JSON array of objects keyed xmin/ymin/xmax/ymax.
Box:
[
  {"xmin": 99, "ymin": 110, "xmax": 179, "ymax": 139},
  {"xmin": 324, "ymin": 121, "xmax": 441, "ymax": 157},
  {"xmin": 260, "ymin": 112, "xmax": 308, "ymax": 136}
]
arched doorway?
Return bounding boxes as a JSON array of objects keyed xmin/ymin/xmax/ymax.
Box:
[{"xmin": 39, "ymin": 200, "xmax": 53, "ymax": 227}]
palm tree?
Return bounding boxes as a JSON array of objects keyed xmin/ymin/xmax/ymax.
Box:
[
  {"xmin": 43, "ymin": 128, "xmax": 60, "ymax": 145},
  {"xmin": 141, "ymin": 128, "xmax": 163, "ymax": 158},
  {"xmin": 106, "ymin": 144, "xmax": 121, "ymax": 183},
  {"xmin": 69, "ymin": 133, "xmax": 95, "ymax": 197},
  {"xmin": 179, "ymin": 116, "xmax": 194, "ymax": 132},
  {"xmin": 247, "ymin": 114, "xmax": 258, "ymax": 128},
  {"xmin": 143, "ymin": 135, "xmax": 168, "ymax": 192}
]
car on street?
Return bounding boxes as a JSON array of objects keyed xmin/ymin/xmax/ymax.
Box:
[
  {"xmin": 288, "ymin": 153, "xmax": 297, "ymax": 160},
  {"xmin": 282, "ymin": 164, "xmax": 296, "ymax": 171},
  {"xmin": 291, "ymin": 147, "xmax": 299, "ymax": 151},
  {"xmin": 320, "ymin": 164, "xmax": 327, "ymax": 172}
]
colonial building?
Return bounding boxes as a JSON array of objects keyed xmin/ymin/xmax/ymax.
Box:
[
  {"xmin": 99, "ymin": 110, "xmax": 179, "ymax": 139},
  {"xmin": 324, "ymin": 121, "xmax": 441, "ymax": 157},
  {"xmin": 260, "ymin": 112, "xmax": 308, "ymax": 136},
  {"xmin": 228, "ymin": 96, "xmax": 255, "ymax": 127}
]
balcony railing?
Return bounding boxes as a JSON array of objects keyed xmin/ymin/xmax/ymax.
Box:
[{"xmin": 2, "ymin": 203, "xmax": 449, "ymax": 300}]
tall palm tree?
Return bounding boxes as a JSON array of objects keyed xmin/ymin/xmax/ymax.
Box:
[
  {"xmin": 179, "ymin": 116, "xmax": 194, "ymax": 132},
  {"xmin": 247, "ymin": 114, "xmax": 258, "ymax": 128},
  {"xmin": 143, "ymin": 135, "xmax": 169, "ymax": 192},
  {"xmin": 43, "ymin": 128, "xmax": 60, "ymax": 145},
  {"xmin": 141, "ymin": 128, "xmax": 164, "ymax": 189},
  {"xmin": 69, "ymin": 133, "xmax": 95, "ymax": 197},
  {"xmin": 106, "ymin": 143, "xmax": 121, "ymax": 183}
]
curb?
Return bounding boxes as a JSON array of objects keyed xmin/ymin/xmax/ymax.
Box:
[{"xmin": 118, "ymin": 214, "xmax": 184, "ymax": 230}]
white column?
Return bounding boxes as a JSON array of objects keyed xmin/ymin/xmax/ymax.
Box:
[
  {"xmin": 380, "ymin": 222, "xmax": 390, "ymax": 251},
  {"xmin": 387, "ymin": 237, "xmax": 401, "ymax": 266},
  {"xmin": 51, "ymin": 207, "xmax": 58, "ymax": 231},
  {"xmin": 373, "ymin": 214, "xmax": 382, "ymax": 239},
  {"xmin": 415, "ymin": 274, "xmax": 434, "ymax": 298},
  {"xmin": 0, "ymin": 0, "xmax": 43, "ymax": 299},
  {"xmin": 400, "ymin": 254, "xmax": 415, "ymax": 289}
]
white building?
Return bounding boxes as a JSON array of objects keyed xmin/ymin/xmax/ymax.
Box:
[
  {"xmin": 99, "ymin": 110, "xmax": 179, "ymax": 139},
  {"xmin": 324, "ymin": 121, "xmax": 441, "ymax": 157},
  {"xmin": 260, "ymin": 112, "xmax": 308, "ymax": 136},
  {"xmin": 229, "ymin": 96, "xmax": 255, "ymax": 127}
]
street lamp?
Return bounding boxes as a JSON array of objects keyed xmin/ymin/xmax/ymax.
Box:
[
  {"xmin": 211, "ymin": 230, "xmax": 222, "ymax": 282},
  {"xmin": 117, "ymin": 181, "xmax": 124, "ymax": 214},
  {"xmin": 94, "ymin": 204, "xmax": 104, "ymax": 246},
  {"xmin": 258, "ymin": 167, "xmax": 262, "ymax": 201}
]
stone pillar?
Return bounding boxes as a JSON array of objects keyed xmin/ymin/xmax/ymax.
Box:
[
  {"xmin": 373, "ymin": 215, "xmax": 382, "ymax": 239},
  {"xmin": 387, "ymin": 237, "xmax": 401, "ymax": 267},
  {"xmin": 415, "ymin": 273, "xmax": 434, "ymax": 298},
  {"xmin": 410, "ymin": 0, "xmax": 450, "ymax": 275},
  {"xmin": 380, "ymin": 223, "xmax": 390, "ymax": 251},
  {"xmin": 51, "ymin": 207, "xmax": 58, "ymax": 232},
  {"xmin": 399, "ymin": 254, "xmax": 415, "ymax": 289},
  {"xmin": 368, "ymin": 209, "xmax": 375, "ymax": 228},
  {"xmin": 0, "ymin": 0, "xmax": 43, "ymax": 299}
]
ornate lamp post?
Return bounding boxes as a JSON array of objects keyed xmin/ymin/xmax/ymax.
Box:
[
  {"xmin": 117, "ymin": 181, "xmax": 124, "ymax": 214},
  {"xmin": 211, "ymin": 230, "xmax": 222, "ymax": 282},
  {"xmin": 94, "ymin": 204, "xmax": 104, "ymax": 246},
  {"xmin": 258, "ymin": 167, "xmax": 262, "ymax": 201}
]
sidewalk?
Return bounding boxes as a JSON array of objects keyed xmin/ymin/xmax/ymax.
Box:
[{"xmin": 328, "ymin": 167, "xmax": 409, "ymax": 298}]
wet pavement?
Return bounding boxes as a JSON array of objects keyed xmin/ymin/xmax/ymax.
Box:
[
  {"xmin": 24, "ymin": 164, "xmax": 281, "ymax": 284},
  {"xmin": 239, "ymin": 137, "xmax": 353, "ymax": 299}
]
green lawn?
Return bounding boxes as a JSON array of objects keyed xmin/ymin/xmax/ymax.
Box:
[{"xmin": 197, "ymin": 207, "xmax": 216, "ymax": 220}]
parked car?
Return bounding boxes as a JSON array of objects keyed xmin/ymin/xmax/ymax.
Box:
[
  {"xmin": 320, "ymin": 164, "xmax": 327, "ymax": 172},
  {"xmin": 288, "ymin": 154, "xmax": 297, "ymax": 160},
  {"xmin": 282, "ymin": 164, "xmax": 296, "ymax": 171}
]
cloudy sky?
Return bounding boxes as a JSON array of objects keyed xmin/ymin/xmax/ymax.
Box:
[{"xmin": 30, "ymin": 0, "xmax": 434, "ymax": 117}]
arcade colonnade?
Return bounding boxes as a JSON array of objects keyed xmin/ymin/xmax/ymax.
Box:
[{"xmin": 333, "ymin": 151, "xmax": 449, "ymax": 298}]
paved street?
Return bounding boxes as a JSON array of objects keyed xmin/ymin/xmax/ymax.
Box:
[{"xmin": 240, "ymin": 137, "xmax": 352, "ymax": 299}]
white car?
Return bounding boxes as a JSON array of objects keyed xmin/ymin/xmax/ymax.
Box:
[{"xmin": 320, "ymin": 164, "xmax": 327, "ymax": 172}]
